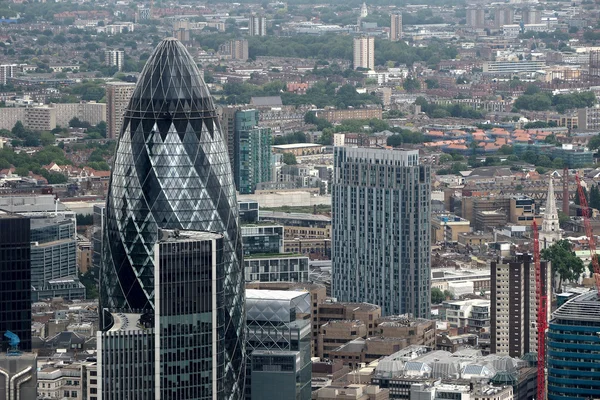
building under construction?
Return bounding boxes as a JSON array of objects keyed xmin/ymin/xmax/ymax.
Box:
[{"xmin": 588, "ymin": 50, "xmax": 600, "ymax": 84}]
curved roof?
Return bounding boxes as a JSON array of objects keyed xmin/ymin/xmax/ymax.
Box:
[{"xmin": 552, "ymin": 291, "xmax": 600, "ymax": 322}]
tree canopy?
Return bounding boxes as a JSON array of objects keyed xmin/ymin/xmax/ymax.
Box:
[{"xmin": 541, "ymin": 239, "xmax": 584, "ymax": 291}]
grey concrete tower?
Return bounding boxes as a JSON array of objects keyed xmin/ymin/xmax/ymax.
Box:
[{"xmin": 332, "ymin": 147, "xmax": 431, "ymax": 317}]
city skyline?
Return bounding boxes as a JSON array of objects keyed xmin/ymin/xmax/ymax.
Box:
[{"xmin": 2, "ymin": 1, "xmax": 600, "ymax": 398}]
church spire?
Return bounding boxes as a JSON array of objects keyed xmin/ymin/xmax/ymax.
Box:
[{"xmin": 540, "ymin": 178, "xmax": 561, "ymax": 248}]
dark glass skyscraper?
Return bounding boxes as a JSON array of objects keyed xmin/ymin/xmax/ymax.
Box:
[
  {"xmin": 0, "ymin": 213, "xmax": 31, "ymax": 352},
  {"xmin": 99, "ymin": 38, "xmax": 244, "ymax": 399}
]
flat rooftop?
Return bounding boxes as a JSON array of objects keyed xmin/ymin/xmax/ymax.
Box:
[
  {"xmin": 259, "ymin": 210, "xmax": 331, "ymax": 222},
  {"xmin": 246, "ymin": 289, "xmax": 308, "ymax": 301},
  {"xmin": 272, "ymin": 143, "xmax": 323, "ymax": 149}
]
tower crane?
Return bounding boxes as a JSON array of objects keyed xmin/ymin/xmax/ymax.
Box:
[
  {"xmin": 532, "ymin": 220, "xmax": 547, "ymax": 400},
  {"xmin": 575, "ymin": 174, "xmax": 600, "ymax": 293}
]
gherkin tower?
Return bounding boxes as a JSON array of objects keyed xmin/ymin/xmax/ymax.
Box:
[{"xmin": 99, "ymin": 38, "xmax": 244, "ymax": 399}]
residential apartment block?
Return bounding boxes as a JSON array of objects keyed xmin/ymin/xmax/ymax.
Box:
[{"xmin": 332, "ymin": 148, "xmax": 431, "ymax": 317}]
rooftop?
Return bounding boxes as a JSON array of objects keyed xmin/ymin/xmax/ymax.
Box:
[
  {"xmin": 245, "ymin": 252, "xmax": 305, "ymax": 259},
  {"xmin": 259, "ymin": 210, "xmax": 331, "ymax": 222},
  {"xmin": 157, "ymin": 229, "xmax": 222, "ymax": 243},
  {"xmin": 272, "ymin": 143, "xmax": 323, "ymax": 149},
  {"xmin": 246, "ymin": 289, "xmax": 309, "ymax": 301},
  {"xmin": 108, "ymin": 313, "xmax": 142, "ymax": 332},
  {"xmin": 552, "ymin": 290, "xmax": 600, "ymax": 322}
]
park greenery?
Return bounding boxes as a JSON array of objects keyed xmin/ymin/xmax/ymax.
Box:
[
  {"xmin": 218, "ymin": 80, "xmax": 382, "ymax": 109},
  {"xmin": 415, "ymin": 97, "xmax": 485, "ymax": 119},
  {"xmin": 513, "ymin": 86, "xmax": 595, "ymax": 113}
]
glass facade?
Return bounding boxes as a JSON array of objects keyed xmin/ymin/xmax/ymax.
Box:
[
  {"xmin": 0, "ymin": 214, "xmax": 31, "ymax": 352},
  {"xmin": 245, "ymin": 290, "xmax": 312, "ymax": 400},
  {"xmin": 30, "ymin": 215, "xmax": 85, "ymax": 301},
  {"xmin": 244, "ymin": 255, "xmax": 310, "ymax": 283},
  {"xmin": 241, "ymin": 225, "xmax": 284, "ymax": 255},
  {"xmin": 547, "ymin": 291, "xmax": 600, "ymax": 400},
  {"xmin": 91, "ymin": 204, "xmax": 105, "ymax": 272},
  {"xmin": 332, "ymin": 147, "xmax": 431, "ymax": 317},
  {"xmin": 155, "ymin": 232, "xmax": 225, "ymax": 399},
  {"xmin": 234, "ymin": 109, "xmax": 273, "ymax": 194},
  {"xmin": 239, "ymin": 200, "xmax": 259, "ymax": 224},
  {"xmin": 100, "ymin": 38, "xmax": 244, "ymax": 399}
]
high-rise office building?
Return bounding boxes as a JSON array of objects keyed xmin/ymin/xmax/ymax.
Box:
[
  {"xmin": 234, "ymin": 109, "xmax": 272, "ymax": 194},
  {"xmin": 99, "ymin": 38, "xmax": 244, "ymax": 399},
  {"xmin": 249, "ymin": 15, "xmax": 267, "ymax": 36},
  {"xmin": 540, "ymin": 179, "xmax": 561, "ymax": 249},
  {"xmin": 105, "ymin": 50, "xmax": 125, "ymax": 71},
  {"xmin": 30, "ymin": 214, "xmax": 85, "ymax": 301},
  {"xmin": 353, "ymin": 36, "xmax": 375, "ymax": 70},
  {"xmin": 390, "ymin": 14, "xmax": 402, "ymax": 41},
  {"xmin": 0, "ymin": 213, "xmax": 31, "ymax": 352},
  {"xmin": 105, "ymin": 81, "xmax": 135, "ymax": 139},
  {"xmin": 332, "ymin": 148, "xmax": 431, "ymax": 317},
  {"xmin": 245, "ymin": 289, "xmax": 312, "ymax": 400},
  {"xmin": 466, "ymin": 7, "xmax": 485, "ymax": 28},
  {"xmin": 547, "ymin": 291, "xmax": 600, "ymax": 400},
  {"xmin": 100, "ymin": 230, "xmax": 227, "ymax": 399},
  {"xmin": 490, "ymin": 254, "xmax": 550, "ymax": 357}
]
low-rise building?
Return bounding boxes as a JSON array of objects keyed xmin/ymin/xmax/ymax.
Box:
[
  {"xmin": 442, "ymin": 299, "xmax": 491, "ymax": 332},
  {"xmin": 319, "ymin": 320, "xmax": 368, "ymax": 359},
  {"xmin": 431, "ymin": 214, "xmax": 470, "ymax": 243}
]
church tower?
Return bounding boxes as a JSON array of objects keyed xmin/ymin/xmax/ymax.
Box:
[
  {"xmin": 540, "ymin": 178, "xmax": 562, "ymax": 249},
  {"xmin": 360, "ymin": 2, "xmax": 368, "ymax": 18}
]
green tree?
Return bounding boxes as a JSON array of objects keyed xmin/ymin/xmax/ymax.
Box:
[
  {"xmin": 431, "ymin": 287, "xmax": 445, "ymax": 304},
  {"xmin": 439, "ymin": 154, "xmax": 453, "ymax": 163},
  {"xmin": 443, "ymin": 290, "xmax": 455, "ymax": 300},
  {"xmin": 588, "ymin": 134, "xmax": 600, "ymax": 151},
  {"xmin": 590, "ymin": 185, "xmax": 600, "ymax": 210},
  {"xmin": 425, "ymin": 79, "xmax": 439, "ymax": 89},
  {"xmin": 79, "ymin": 271, "xmax": 98, "ymax": 299},
  {"xmin": 96, "ymin": 121, "xmax": 107, "ymax": 138},
  {"xmin": 282, "ymin": 153, "xmax": 297, "ymax": 165},
  {"xmin": 558, "ymin": 211, "xmax": 569, "ymax": 227},
  {"xmin": 498, "ymin": 145, "xmax": 513, "ymax": 155},
  {"xmin": 403, "ymin": 76, "xmax": 421, "ymax": 93},
  {"xmin": 40, "ymin": 132, "xmax": 55, "ymax": 146},
  {"xmin": 541, "ymin": 239, "xmax": 584, "ymax": 291},
  {"xmin": 11, "ymin": 121, "xmax": 26, "ymax": 137}
]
